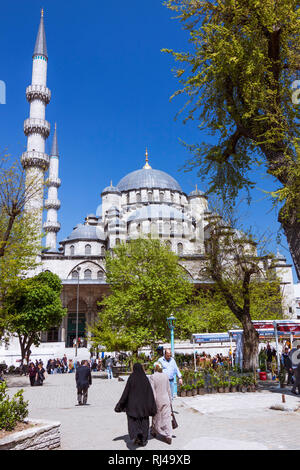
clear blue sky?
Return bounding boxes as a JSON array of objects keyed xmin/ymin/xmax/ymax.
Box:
[{"xmin": 0, "ymin": 0, "xmax": 296, "ymax": 280}]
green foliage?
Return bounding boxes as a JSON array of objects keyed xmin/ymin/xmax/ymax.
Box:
[
  {"xmin": 164, "ymin": 0, "xmax": 300, "ymax": 217},
  {"xmin": 0, "ymin": 381, "xmax": 28, "ymax": 431},
  {"xmin": 90, "ymin": 238, "xmax": 194, "ymax": 352},
  {"xmin": 3, "ymin": 271, "xmax": 66, "ymax": 362}
]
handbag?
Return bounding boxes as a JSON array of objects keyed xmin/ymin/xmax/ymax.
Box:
[{"xmin": 171, "ymin": 407, "xmax": 178, "ymax": 429}]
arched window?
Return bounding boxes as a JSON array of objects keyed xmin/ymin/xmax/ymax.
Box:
[
  {"xmin": 171, "ymin": 193, "xmax": 174, "ymax": 203},
  {"xmin": 115, "ymin": 238, "xmax": 120, "ymax": 245},
  {"xmin": 101, "ymin": 245, "xmax": 105, "ymax": 256},
  {"xmin": 159, "ymin": 192, "xmax": 164, "ymax": 202},
  {"xmin": 85, "ymin": 244, "xmax": 91, "ymax": 255},
  {"xmin": 136, "ymin": 223, "xmax": 141, "ymax": 233},
  {"xmin": 70, "ymin": 245, "xmax": 75, "ymax": 256},
  {"xmin": 72, "ymin": 270, "xmax": 78, "ymax": 279},
  {"xmin": 148, "ymin": 191, "xmax": 153, "ymax": 202},
  {"xmin": 136, "ymin": 192, "xmax": 141, "ymax": 203},
  {"xmin": 165, "ymin": 240, "xmax": 172, "ymax": 250},
  {"xmin": 84, "ymin": 269, "xmax": 92, "ymax": 279},
  {"xmin": 177, "ymin": 243, "xmax": 183, "ymax": 255},
  {"xmin": 97, "ymin": 270, "xmax": 104, "ymax": 280}
]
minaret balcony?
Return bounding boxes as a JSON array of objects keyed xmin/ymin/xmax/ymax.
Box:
[
  {"xmin": 45, "ymin": 177, "xmax": 61, "ymax": 188},
  {"xmin": 44, "ymin": 199, "xmax": 61, "ymax": 210},
  {"xmin": 43, "ymin": 221, "xmax": 61, "ymax": 233},
  {"xmin": 21, "ymin": 150, "xmax": 49, "ymax": 170},
  {"xmin": 26, "ymin": 85, "xmax": 51, "ymax": 104},
  {"xmin": 24, "ymin": 118, "xmax": 50, "ymax": 138}
]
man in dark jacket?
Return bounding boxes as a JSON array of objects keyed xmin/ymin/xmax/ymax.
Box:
[
  {"xmin": 75, "ymin": 360, "xmax": 92, "ymax": 405},
  {"xmin": 281, "ymin": 347, "xmax": 293, "ymax": 385}
]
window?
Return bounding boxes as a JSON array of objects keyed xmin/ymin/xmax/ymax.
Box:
[
  {"xmin": 159, "ymin": 192, "xmax": 164, "ymax": 202},
  {"xmin": 70, "ymin": 245, "xmax": 75, "ymax": 256},
  {"xmin": 72, "ymin": 270, "xmax": 78, "ymax": 279},
  {"xmin": 148, "ymin": 191, "xmax": 153, "ymax": 202},
  {"xmin": 85, "ymin": 244, "xmax": 91, "ymax": 255},
  {"xmin": 136, "ymin": 193, "xmax": 141, "ymax": 203},
  {"xmin": 97, "ymin": 270, "xmax": 104, "ymax": 280},
  {"xmin": 165, "ymin": 240, "xmax": 172, "ymax": 250},
  {"xmin": 115, "ymin": 238, "xmax": 120, "ymax": 245},
  {"xmin": 177, "ymin": 243, "xmax": 183, "ymax": 255},
  {"xmin": 84, "ymin": 269, "xmax": 92, "ymax": 279},
  {"xmin": 136, "ymin": 223, "xmax": 141, "ymax": 233},
  {"xmin": 101, "ymin": 245, "xmax": 105, "ymax": 256}
]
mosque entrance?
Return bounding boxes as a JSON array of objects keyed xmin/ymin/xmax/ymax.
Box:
[
  {"xmin": 67, "ymin": 313, "xmax": 86, "ymax": 348},
  {"xmin": 66, "ymin": 298, "xmax": 87, "ymax": 348}
]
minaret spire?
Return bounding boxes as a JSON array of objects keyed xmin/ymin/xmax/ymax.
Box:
[
  {"xmin": 44, "ymin": 123, "xmax": 61, "ymax": 251},
  {"xmin": 33, "ymin": 9, "xmax": 48, "ymax": 59},
  {"xmin": 21, "ymin": 10, "xmax": 51, "ymax": 234}
]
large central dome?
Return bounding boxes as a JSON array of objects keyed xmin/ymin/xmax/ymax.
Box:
[{"xmin": 117, "ymin": 167, "xmax": 182, "ymax": 192}]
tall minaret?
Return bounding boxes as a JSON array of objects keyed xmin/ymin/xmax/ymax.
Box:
[
  {"xmin": 21, "ymin": 9, "xmax": 51, "ymax": 230},
  {"xmin": 44, "ymin": 123, "xmax": 61, "ymax": 250}
]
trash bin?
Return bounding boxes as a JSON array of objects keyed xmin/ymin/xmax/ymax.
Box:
[{"xmin": 259, "ymin": 371, "xmax": 267, "ymax": 380}]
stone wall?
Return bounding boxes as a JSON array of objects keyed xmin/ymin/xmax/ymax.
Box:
[{"xmin": 0, "ymin": 419, "xmax": 60, "ymax": 450}]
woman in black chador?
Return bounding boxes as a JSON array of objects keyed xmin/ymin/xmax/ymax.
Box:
[{"xmin": 114, "ymin": 363, "xmax": 157, "ymax": 447}]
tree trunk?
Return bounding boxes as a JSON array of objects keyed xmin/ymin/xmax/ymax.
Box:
[
  {"xmin": 279, "ymin": 207, "xmax": 300, "ymax": 281},
  {"xmin": 241, "ymin": 315, "xmax": 259, "ymax": 370}
]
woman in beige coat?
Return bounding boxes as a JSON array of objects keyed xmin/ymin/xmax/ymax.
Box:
[{"xmin": 150, "ymin": 362, "xmax": 173, "ymax": 444}]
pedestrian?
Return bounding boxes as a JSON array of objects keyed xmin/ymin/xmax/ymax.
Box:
[
  {"xmin": 35, "ymin": 363, "xmax": 46, "ymax": 386},
  {"xmin": 68, "ymin": 359, "xmax": 74, "ymax": 373},
  {"xmin": 291, "ymin": 362, "xmax": 300, "ymax": 395},
  {"xmin": 114, "ymin": 363, "xmax": 157, "ymax": 447},
  {"xmin": 281, "ymin": 347, "xmax": 293, "ymax": 385},
  {"xmin": 75, "ymin": 360, "xmax": 92, "ymax": 405},
  {"xmin": 28, "ymin": 362, "xmax": 37, "ymax": 387},
  {"xmin": 150, "ymin": 362, "xmax": 173, "ymax": 445},
  {"xmin": 106, "ymin": 356, "xmax": 114, "ymax": 379},
  {"xmin": 158, "ymin": 349, "xmax": 183, "ymax": 398}
]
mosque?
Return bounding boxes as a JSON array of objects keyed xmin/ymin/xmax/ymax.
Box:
[{"xmin": 18, "ymin": 12, "xmax": 296, "ymax": 350}]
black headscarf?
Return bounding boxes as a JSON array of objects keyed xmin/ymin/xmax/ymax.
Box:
[{"xmin": 115, "ymin": 363, "xmax": 157, "ymax": 418}]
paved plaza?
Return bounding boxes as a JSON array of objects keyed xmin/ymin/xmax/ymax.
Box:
[{"xmin": 5, "ymin": 372, "xmax": 300, "ymax": 450}]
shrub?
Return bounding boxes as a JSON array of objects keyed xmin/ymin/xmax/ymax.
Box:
[{"xmin": 0, "ymin": 381, "xmax": 29, "ymax": 431}]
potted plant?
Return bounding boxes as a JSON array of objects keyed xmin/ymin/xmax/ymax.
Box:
[
  {"xmin": 191, "ymin": 383, "xmax": 197, "ymax": 396},
  {"xmin": 179, "ymin": 384, "xmax": 187, "ymax": 397},
  {"xmin": 229, "ymin": 377, "xmax": 237, "ymax": 392},
  {"xmin": 185, "ymin": 384, "xmax": 193, "ymax": 397},
  {"xmin": 196, "ymin": 379, "xmax": 205, "ymax": 395},
  {"xmin": 217, "ymin": 379, "xmax": 224, "ymax": 393},
  {"xmin": 223, "ymin": 380, "xmax": 230, "ymax": 393}
]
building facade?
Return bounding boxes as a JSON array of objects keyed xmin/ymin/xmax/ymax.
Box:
[{"xmin": 20, "ymin": 12, "xmax": 296, "ymax": 349}]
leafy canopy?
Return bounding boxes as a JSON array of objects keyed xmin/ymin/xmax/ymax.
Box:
[
  {"xmin": 91, "ymin": 238, "xmax": 194, "ymax": 352},
  {"xmin": 164, "ymin": 0, "xmax": 300, "ymax": 213}
]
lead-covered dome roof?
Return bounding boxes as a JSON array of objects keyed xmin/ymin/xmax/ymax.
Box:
[
  {"xmin": 117, "ymin": 168, "xmax": 182, "ymax": 192},
  {"xmin": 62, "ymin": 223, "xmax": 106, "ymax": 242}
]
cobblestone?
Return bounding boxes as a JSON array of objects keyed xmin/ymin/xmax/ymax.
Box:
[{"xmin": 5, "ymin": 372, "xmax": 300, "ymax": 450}]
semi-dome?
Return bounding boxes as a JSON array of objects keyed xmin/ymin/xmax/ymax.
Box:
[{"xmin": 117, "ymin": 167, "xmax": 182, "ymax": 192}]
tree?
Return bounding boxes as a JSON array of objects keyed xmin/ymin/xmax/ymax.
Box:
[
  {"xmin": 0, "ymin": 155, "xmax": 42, "ymax": 314},
  {"xmin": 164, "ymin": 0, "xmax": 300, "ymax": 278},
  {"xmin": 196, "ymin": 212, "xmax": 283, "ymax": 369},
  {"xmin": 178, "ymin": 278, "xmax": 284, "ymax": 336},
  {"xmin": 3, "ymin": 271, "xmax": 66, "ymax": 364},
  {"xmin": 90, "ymin": 238, "xmax": 194, "ymax": 354}
]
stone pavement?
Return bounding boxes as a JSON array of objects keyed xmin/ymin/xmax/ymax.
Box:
[{"xmin": 5, "ymin": 372, "xmax": 300, "ymax": 450}]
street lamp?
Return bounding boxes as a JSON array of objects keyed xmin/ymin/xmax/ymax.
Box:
[
  {"xmin": 75, "ymin": 267, "xmax": 81, "ymax": 358},
  {"xmin": 167, "ymin": 314, "xmax": 177, "ymax": 396}
]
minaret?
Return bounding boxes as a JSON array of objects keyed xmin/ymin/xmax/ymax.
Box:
[
  {"xmin": 44, "ymin": 123, "xmax": 61, "ymax": 250},
  {"xmin": 21, "ymin": 9, "xmax": 51, "ymax": 230}
]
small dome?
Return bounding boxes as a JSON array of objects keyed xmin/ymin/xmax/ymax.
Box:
[
  {"xmin": 117, "ymin": 168, "xmax": 182, "ymax": 192},
  {"xmin": 64, "ymin": 223, "xmax": 106, "ymax": 242},
  {"xmin": 101, "ymin": 185, "xmax": 121, "ymax": 195},
  {"xmin": 189, "ymin": 189, "xmax": 205, "ymax": 197}
]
